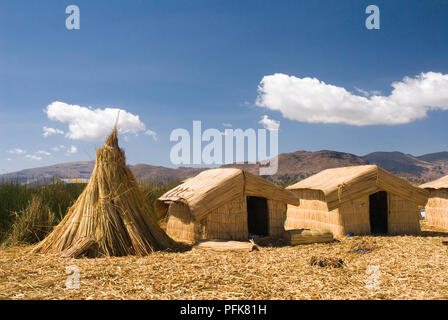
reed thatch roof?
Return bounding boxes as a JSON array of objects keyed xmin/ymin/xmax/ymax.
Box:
[
  {"xmin": 286, "ymin": 165, "xmax": 428, "ymax": 210},
  {"xmin": 33, "ymin": 128, "xmax": 177, "ymax": 257},
  {"xmin": 156, "ymin": 168, "xmax": 299, "ymax": 221},
  {"xmin": 420, "ymin": 175, "xmax": 448, "ymax": 190}
]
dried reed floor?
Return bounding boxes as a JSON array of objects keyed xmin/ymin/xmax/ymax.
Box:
[{"xmin": 1, "ymin": 226, "xmax": 448, "ymax": 300}]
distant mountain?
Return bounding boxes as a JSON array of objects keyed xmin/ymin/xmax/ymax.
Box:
[
  {"xmin": 417, "ymin": 152, "xmax": 448, "ymax": 162},
  {"xmin": 0, "ymin": 161, "xmax": 207, "ymax": 185},
  {"xmin": 222, "ymin": 150, "xmax": 369, "ymax": 185},
  {"xmin": 130, "ymin": 164, "xmax": 207, "ymax": 184},
  {"xmin": 0, "ymin": 161, "xmax": 95, "ymax": 184},
  {"xmin": 2, "ymin": 149, "xmax": 448, "ymax": 186},
  {"xmin": 363, "ymin": 152, "xmax": 429, "ymax": 176},
  {"xmin": 363, "ymin": 151, "xmax": 448, "ymax": 183}
]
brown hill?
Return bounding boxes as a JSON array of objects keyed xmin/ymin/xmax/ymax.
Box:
[
  {"xmin": 2, "ymin": 150, "xmax": 448, "ymax": 186},
  {"xmin": 0, "ymin": 161, "xmax": 207, "ymax": 185},
  {"xmin": 130, "ymin": 164, "xmax": 207, "ymax": 184},
  {"xmin": 363, "ymin": 152, "xmax": 448, "ymax": 184},
  {"xmin": 222, "ymin": 150, "xmax": 369, "ymax": 185},
  {"xmin": 0, "ymin": 161, "xmax": 95, "ymax": 184}
]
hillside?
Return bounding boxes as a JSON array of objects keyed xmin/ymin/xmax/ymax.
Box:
[
  {"xmin": 0, "ymin": 161, "xmax": 95, "ymax": 184},
  {"xmin": 2, "ymin": 149, "xmax": 448, "ymax": 186},
  {"xmin": 223, "ymin": 150, "xmax": 368, "ymax": 185},
  {"xmin": 363, "ymin": 151, "xmax": 448, "ymax": 184},
  {"xmin": 417, "ymin": 152, "xmax": 448, "ymax": 162},
  {"xmin": 0, "ymin": 161, "xmax": 207, "ymax": 185},
  {"xmin": 130, "ymin": 164, "xmax": 207, "ymax": 184}
]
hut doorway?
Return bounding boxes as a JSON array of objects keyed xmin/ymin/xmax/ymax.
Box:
[
  {"xmin": 369, "ymin": 191, "xmax": 388, "ymax": 234},
  {"xmin": 247, "ymin": 196, "xmax": 269, "ymax": 237}
]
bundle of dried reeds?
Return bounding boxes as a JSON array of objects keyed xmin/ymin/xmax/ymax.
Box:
[
  {"xmin": 193, "ymin": 240, "xmax": 259, "ymax": 252},
  {"xmin": 284, "ymin": 229, "xmax": 334, "ymax": 245},
  {"xmin": 33, "ymin": 127, "xmax": 177, "ymax": 257}
]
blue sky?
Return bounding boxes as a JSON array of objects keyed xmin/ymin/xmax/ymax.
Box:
[{"xmin": 1, "ymin": 0, "xmax": 448, "ymax": 174}]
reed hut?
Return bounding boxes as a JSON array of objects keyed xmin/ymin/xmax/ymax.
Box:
[
  {"xmin": 33, "ymin": 127, "xmax": 177, "ymax": 257},
  {"xmin": 285, "ymin": 165, "xmax": 428, "ymax": 237},
  {"xmin": 420, "ymin": 175, "xmax": 448, "ymax": 230},
  {"xmin": 155, "ymin": 168, "xmax": 299, "ymax": 243}
]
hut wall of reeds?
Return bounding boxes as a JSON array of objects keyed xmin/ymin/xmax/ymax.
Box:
[
  {"xmin": 285, "ymin": 165, "xmax": 428, "ymax": 237},
  {"xmin": 420, "ymin": 176, "xmax": 448, "ymax": 230},
  {"xmin": 388, "ymin": 193, "xmax": 422, "ymax": 234},
  {"xmin": 156, "ymin": 168, "xmax": 299, "ymax": 244}
]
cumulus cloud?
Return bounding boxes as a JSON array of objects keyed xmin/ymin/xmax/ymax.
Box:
[
  {"xmin": 259, "ymin": 115, "xmax": 280, "ymax": 131},
  {"xmin": 45, "ymin": 101, "xmax": 157, "ymax": 141},
  {"xmin": 8, "ymin": 148, "xmax": 26, "ymax": 155},
  {"xmin": 42, "ymin": 126, "xmax": 64, "ymax": 137},
  {"xmin": 26, "ymin": 154, "xmax": 42, "ymax": 161},
  {"xmin": 67, "ymin": 146, "xmax": 78, "ymax": 154},
  {"xmin": 255, "ymin": 72, "xmax": 448, "ymax": 126}
]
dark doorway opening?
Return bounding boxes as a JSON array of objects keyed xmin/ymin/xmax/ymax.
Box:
[
  {"xmin": 247, "ymin": 196, "xmax": 269, "ymax": 237},
  {"xmin": 369, "ymin": 191, "xmax": 388, "ymax": 234}
]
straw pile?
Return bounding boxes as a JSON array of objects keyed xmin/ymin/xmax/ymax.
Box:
[
  {"xmin": 193, "ymin": 240, "xmax": 259, "ymax": 252},
  {"xmin": 284, "ymin": 229, "xmax": 334, "ymax": 245},
  {"xmin": 33, "ymin": 128, "xmax": 177, "ymax": 257},
  {"xmin": 3, "ymin": 224, "xmax": 448, "ymax": 299}
]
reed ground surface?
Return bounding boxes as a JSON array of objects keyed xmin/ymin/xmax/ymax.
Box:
[{"xmin": 1, "ymin": 223, "xmax": 448, "ymax": 300}]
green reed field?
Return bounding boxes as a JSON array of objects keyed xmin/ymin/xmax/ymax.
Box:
[{"xmin": 0, "ymin": 182, "xmax": 178, "ymax": 247}]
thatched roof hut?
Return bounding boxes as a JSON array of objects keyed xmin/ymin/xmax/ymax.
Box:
[
  {"xmin": 33, "ymin": 128, "xmax": 177, "ymax": 257},
  {"xmin": 156, "ymin": 168, "xmax": 299, "ymax": 243},
  {"xmin": 420, "ymin": 175, "xmax": 448, "ymax": 230},
  {"xmin": 285, "ymin": 165, "xmax": 428, "ymax": 237}
]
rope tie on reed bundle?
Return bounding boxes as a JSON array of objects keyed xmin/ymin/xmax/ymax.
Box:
[
  {"xmin": 338, "ymin": 181, "xmax": 345, "ymax": 204},
  {"xmin": 375, "ymin": 165, "xmax": 379, "ymax": 182},
  {"xmin": 241, "ymin": 169, "xmax": 247, "ymax": 195}
]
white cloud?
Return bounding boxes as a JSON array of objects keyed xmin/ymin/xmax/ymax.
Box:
[
  {"xmin": 222, "ymin": 123, "xmax": 233, "ymax": 128},
  {"xmin": 145, "ymin": 129, "xmax": 158, "ymax": 141},
  {"xmin": 354, "ymin": 87, "xmax": 383, "ymax": 97},
  {"xmin": 67, "ymin": 146, "xmax": 78, "ymax": 154},
  {"xmin": 26, "ymin": 154, "xmax": 42, "ymax": 161},
  {"xmin": 354, "ymin": 87, "xmax": 370, "ymax": 97},
  {"xmin": 259, "ymin": 115, "xmax": 280, "ymax": 131},
  {"xmin": 8, "ymin": 148, "xmax": 26, "ymax": 155},
  {"xmin": 42, "ymin": 126, "xmax": 64, "ymax": 137},
  {"xmin": 37, "ymin": 150, "xmax": 51, "ymax": 156},
  {"xmin": 45, "ymin": 101, "xmax": 157, "ymax": 141},
  {"xmin": 255, "ymin": 72, "xmax": 448, "ymax": 126},
  {"xmin": 6, "ymin": 158, "xmax": 12, "ymax": 161},
  {"xmin": 51, "ymin": 146, "xmax": 59, "ymax": 151}
]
